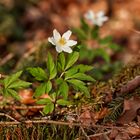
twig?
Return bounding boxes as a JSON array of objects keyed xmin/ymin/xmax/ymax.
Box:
[
  {"xmin": 103, "ymin": 133, "xmax": 110, "ymax": 140},
  {"xmin": 76, "ymin": 110, "xmax": 90, "ymax": 140},
  {"xmin": 88, "ymin": 130, "xmax": 112, "ymax": 138},
  {"xmin": 0, "ymin": 120, "xmax": 84, "ymax": 126},
  {"xmin": 130, "ymin": 29, "xmax": 140, "ymax": 34},
  {"xmin": 0, "ymin": 119, "xmax": 124, "ymax": 129},
  {"xmin": 23, "ymin": 46, "xmax": 37, "ymax": 58},
  {"xmin": 0, "ymin": 74, "xmax": 7, "ymax": 79},
  {"xmin": 0, "ymin": 53, "xmax": 14, "ymax": 66},
  {"xmin": 0, "ymin": 113, "xmax": 19, "ymax": 122},
  {"xmin": 0, "ymin": 105, "xmax": 45, "ymax": 110},
  {"xmin": 15, "ymin": 45, "xmax": 37, "ymax": 69},
  {"xmin": 80, "ymin": 126, "xmax": 90, "ymax": 140}
]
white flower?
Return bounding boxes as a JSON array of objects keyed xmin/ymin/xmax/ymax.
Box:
[
  {"xmin": 84, "ymin": 10, "xmax": 108, "ymax": 26},
  {"xmin": 48, "ymin": 29, "xmax": 77, "ymax": 53}
]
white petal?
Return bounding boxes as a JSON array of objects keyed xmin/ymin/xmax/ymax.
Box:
[
  {"xmin": 102, "ymin": 16, "xmax": 108, "ymax": 22},
  {"xmin": 96, "ymin": 19, "xmax": 103, "ymax": 26},
  {"xmin": 62, "ymin": 46, "xmax": 72, "ymax": 53},
  {"xmin": 62, "ymin": 30, "xmax": 72, "ymax": 40},
  {"xmin": 96, "ymin": 21, "xmax": 103, "ymax": 26},
  {"xmin": 53, "ymin": 29, "xmax": 61, "ymax": 41},
  {"xmin": 56, "ymin": 46, "xmax": 62, "ymax": 53},
  {"xmin": 96, "ymin": 17, "xmax": 108, "ymax": 26},
  {"xmin": 97, "ymin": 11, "xmax": 104, "ymax": 17},
  {"xmin": 48, "ymin": 37, "xmax": 55, "ymax": 45},
  {"xmin": 66, "ymin": 40, "xmax": 77, "ymax": 47},
  {"xmin": 84, "ymin": 10, "xmax": 95, "ymax": 20}
]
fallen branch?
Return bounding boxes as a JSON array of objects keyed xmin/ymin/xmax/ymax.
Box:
[
  {"xmin": 0, "ymin": 119, "xmax": 124, "ymax": 129},
  {"xmin": 117, "ymin": 76, "xmax": 140, "ymax": 95},
  {"xmin": 15, "ymin": 44, "xmax": 37, "ymax": 69},
  {"xmin": 0, "ymin": 105, "xmax": 45, "ymax": 110}
]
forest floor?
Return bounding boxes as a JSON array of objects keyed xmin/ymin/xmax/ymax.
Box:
[{"xmin": 0, "ymin": 0, "xmax": 140, "ymax": 139}]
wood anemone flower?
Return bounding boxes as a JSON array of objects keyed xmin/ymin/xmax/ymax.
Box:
[
  {"xmin": 84, "ymin": 10, "xmax": 108, "ymax": 26},
  {"xmin": 48, "ymin": 29, "xmax": 77, "ymax": 53}
]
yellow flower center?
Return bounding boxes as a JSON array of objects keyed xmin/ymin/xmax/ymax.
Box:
[{"xmin": 58, "ymin": 38, "xmax": 66, "ymax": 46}]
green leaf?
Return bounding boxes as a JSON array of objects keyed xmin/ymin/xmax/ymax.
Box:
[
  {"xmin": 58, "ymin": 52, "xmax": 65, "ymax": 71},
  {"xmin": 67, "ymin": 79, "xmax": 85, "ymax": 86},
  {"xmin": 47, "ymin": 53, "xmax": 57, "ymax": 79},
  {"xmin": 36, "ymin": 98, "xmax": 52, "ymax": 105},
  {"xmin": 0, "ymin": 79, "xmax": 3, "ymax": 84},
  {"xmin": 91, "ymin": 68, "xmax": 104, "ymax": 80},
  {"xmin": 2, "ymin": 71, "xmax": 31, "ymax": 99},
  {"xmin": 57, "ymin": 62, "xmax": 61, "ymax": 73},
  {"xmin": 43, "ymin": 103, "xmax": 54, "ymax": 114},
  {"xmin": 47, "ymin": 53, "xmax": 54, "ymax": 72},
  {"xmin": 65, "ymin": 67, "xmax": 78, "ymax": 80},
  {"xmin": 65, "ymin": 51, "xmax": 79, "ymax": 70},
  {"xmin": 4, "ymin": 71, "xmax": 23, "ymax": 88},
  {"xmin": 81, "ymin": 18, "xmax": 89, "ymax": 33},
  {"xmin": 59, "ymin": 81, "xmax": 69, "ymax": 99},
  {"xmin": 8, "ymin": 80, "xmax": 31, "ymax": 89},
  {"xmin": 45, "ymin": 81, "xmax": 52, "ymax": 93},
  {"xmin": 72, "ymin": 28, "xmax": 87, "ymax": 40},
  {"xmin": 27, "ymin": 67, "xmax": 48, "ymax": 81},
  {"xmin": 50, "ymin": 66, "xmax": 57, "ymax": 80},
  {"xmin": 79, "ymin": 45, "xmax": 94, "ymax": 62},
  {"xmin": 34, "ymin": 84, "xmax": 46, "ymax": 98},
  {"xmin": 109, "ymin": 43, "xmax": 121, "ymax": 51},
  {"xmin": 67, "ymin": 79, "xmax": 90, "ymax": 97},
  {"xmin": 99, "ymin": 36, "xmax": 112, "ymax": 45},
  {"xmin": 91, "ymin": 26, "xmax": 99, "ymax": 39},
  {"xmin": 76, "ymin": 64, "xmax": 93, "ymax": 73},
  {"xmin": 57, "ymin": 99, "xmax": 70, "ymax": 106},
  {"xmin": 7, "ymin": 89, "xmax": 20, "ymax": 100},
  {"xmin": 2, "ymin": 88, "xmax": 9, "ymax": 97},
  {"xmin": 55, "ymin": 78, "xmax": 63, "ymax": 85},
  {"xmin": 67, "ymin": 73, "xmax": 95, "ymax": 82},
  {"xmin": 94, "ymin": 48, "xmax": 110, "ymax": 63},
  {"xmin": 65, "ymin": 65, "xmax": 94, "ymax": 81},
  {"xmin": 34, "ymin": 81, "xmax": 52, "ymax": 97},
  {"xmin": 50, "ymin": 92, "xmax": 57, "ymax": 100}
]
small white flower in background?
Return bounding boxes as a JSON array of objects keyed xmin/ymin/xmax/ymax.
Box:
[
  {"xmin": 84, "ymin": 10, "xmax": 108, "ymax": 26},
  {"xmin": 48, "ymin": 29, "xmax": 77, "ymax": 53}
]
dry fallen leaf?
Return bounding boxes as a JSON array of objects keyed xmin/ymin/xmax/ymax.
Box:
[
  {"xmin": 93, "ymin": 108, "xmax": 109, "ymax": 123},
  {"xmin": 79, "ymin": 107, "xmax": 109, "ymax": 126},
  {"xmin": 117, "ymin": 96, "xmax": 140, "ymax": 124},
  {"xmin": 126, "ymin": 126, "xmax": 140, "ymax": 136},
  {"xmin": 115, "ymin": 132, "xmax": 130, "ymax": 140},
  {"xmin": 19, "ymin": 89, "xmax": 36, "ymax": 105},
  {"xmin": 109, "ymin": 128, "xmax": 119, "ymax": 139},
  {"xmin": 79, "ymin": 110, "xmax": 93, "ymax": 126}
]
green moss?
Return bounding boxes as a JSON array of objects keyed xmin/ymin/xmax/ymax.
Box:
[{"xmin": 104, "ymin": 55, "xmax": 140, "ymax": 121}]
